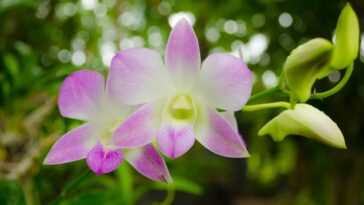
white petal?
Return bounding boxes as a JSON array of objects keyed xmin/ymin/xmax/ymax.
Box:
[
  {"xmin": 107, "ymin": 48, "xmax": 171, "ymax": 105},
  {"xmin": 125, "ymin": 144, "xmax": 172, "ymax": 183},
  {"xmin": 194, "ymin": 105, "xmax": 249, "ymax": 158},
  {"xmin": 58, "ymin": 70, "xmax": 105, "ymax": 121},
  {"xmin": 44, "ymin": 123, "xmax": 95, "ymax": 164},
  {"xmin": 219, "ymin": 111, "xmax": 238, "ymax": 132},
  {"xmin": 112, "ymin": 102, "xmax": 162, "ymax": 148},
  {"xmin": 165, "ymin": 19, "xmax": 201, "ymax": 90},
  {"xmin": 196, "ymin": 53, "xmax": 252, "ymax": 111}
]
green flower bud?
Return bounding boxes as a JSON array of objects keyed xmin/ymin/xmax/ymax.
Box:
[
  {"xmin": 258, "ymin": 104, "xmax": 346, "ymax": 149},
  {"xmin": 331, "ymin": 3, "xmax": 359, "ymax": 69},
  {"xmin": 284, "ymin": 38, "xmax": 333, "ymax": 102}
]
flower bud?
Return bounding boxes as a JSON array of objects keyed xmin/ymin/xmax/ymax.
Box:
[
  {"xmin": 258, "ymin": 104, "xmax": 346, "ymax": 149},
  {"xmin": 284, "ymin": 38, "xmax": 333, "ymax": 102},
  {"xmin": 331, "ymin": 3, "xmax": 359, "ymax": 69}
]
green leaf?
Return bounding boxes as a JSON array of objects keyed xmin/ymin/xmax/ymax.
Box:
[
  {"xmin": 0, "ymin": 180, "xmax": 25, "ymax": 205},
  {"xmin": 116, "ymin": 163, "xmax": 133, "ymax": 205},
  {"xmin": 258, "ymin": 104, "xmax": 346, "ymax": 149},
  {"xmin": 0, "ymin": 0, "xmax": 34, "ymax": 12},
  {"xmin": 14, "ymin": 41, "xmax": 32, "ymax": 56},
  {"xmin": 331, "ymin": 3, "xmax": 360, "ymax": 69},
  {"xmin": 283, "ymin": 38, "xmax": 333, "ymax": 102},
  {"xmin": 154, "ymin": 176, "xmax": 203, "ymax": 195},
  {"xmin": 3, "ymin": 53, "xmax": 19, "ymax": 80},
  {"xmin": 60, "ymin": 189, "xmax": 120, "ymax": 205}
]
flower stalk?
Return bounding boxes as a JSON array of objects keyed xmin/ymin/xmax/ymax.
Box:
[{"xmin": 311, "ymin": 62, "xmax": 354, "ymax": 99}]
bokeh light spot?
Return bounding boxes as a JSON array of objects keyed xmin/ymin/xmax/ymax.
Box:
[
  {"xmin": 279, "ymin": 12, "xmax": 293, "ymax": 28},
  {"xmin": 58, "ymin": 49, "xmax": 71, "ymax": 63},
  {"xmin": 262, "ymin": 70, "xmax": 278, "ymax": 88},
  {"xmin": 72, "ymin": 50, "xmax": 86, "ymax": 66},
  {"xmin": 252, "ymin": 13, "xmax": 266, "ymax": 28},
  {"xmin": 205, "ymin": 27, "xmax": 220, "ymax": 43},
  {"xmin": 328, "ymin": 71, "xmax": 341, "ymax": 83},
  {"xmin": 81, "ymin": 0, "xmax": 98, "ymax": 10},
  {"xmin": 224, "ymin": 20, "xmax": 238, "ymax": 34}
]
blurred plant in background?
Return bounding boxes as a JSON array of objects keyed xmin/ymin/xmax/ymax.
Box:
[{"xmin": 1, "ymin": 0, "xmax": 364, "ymax": 205}]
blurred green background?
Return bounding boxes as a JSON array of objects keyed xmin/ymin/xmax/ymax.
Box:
[{"xmin": 1, "ymin": 0, "xmax": 364, "ymax": 204}]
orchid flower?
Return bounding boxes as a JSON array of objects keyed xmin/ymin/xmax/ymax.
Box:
[
  {"xmin": 44, "ymin": 70, "xmax": 171, "ymax": 183},
  {"xmin": 108, "ymin": 19, "xmax": 253, "ymax": 158}
]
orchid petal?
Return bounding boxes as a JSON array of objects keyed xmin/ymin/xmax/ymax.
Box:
[
  {"xmin": 86, "ymin": 144, "xmax": 123, "ymax": 175},
  {"xmin": 220, "ymin": 111, "xmax": 238, "ymax": 132},
  {"xmin": 196, "ymin": 53, "xmax": 252, "ymax": 111},
  {"xmin": 165, "ymin": 19, "xmax": 201, "ymax": 89},
  {"xmin": 112, "ymin": 102, "xmax": 161, "ymax": 148},
  {"xmin": 125, "ymin": 144, "xmax": 172, "ymax": 183},
  {"xmin": 195, "ymin": 106, "xmax": 249, "ymax": 158},
  {"xmin": 107, "ymin": 48, "xmax": 170, "ymax": 105},
  {"xmin": 58, "ymin": 70, "xmax": 105, "ymax": 121},
  {"xmin": 44, "ymin": 123, "xmax": 94, "ymax": 164},
  {"xmin": 156, "ymin": 122, "xmax": 195, "ymax": 158}
]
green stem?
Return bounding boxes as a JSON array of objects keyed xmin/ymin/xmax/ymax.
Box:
[
  {"xmin": 277, "ymin": 71, "xmax": 285, "ymax": 88},
  {"xmin": 289, "ymin": 95, "xmax": 297, "ymax": 109},
  {"xmin": 61, "ymin": 170, "xmax": 92, "ymax": 196},
  {"xmin": 247, "ymin": 86, "xmax": 281, "ymax": 103},
  {"xmin": 310, "ymin": 62, "xmax": 354, "ymax": 99},
  {"xmin": 23, "ymin": 178, "xmax": 39, "ymax": 205},
  {"xmin": 52, "ymin": 170, "xmax": 92, "ymax": 205},
  {"xmin": 239, "ymin": 44, "xmax": 287, "ymax": 104},
  {"xmin": 246, "ymin": 64, "xmax": 287, "ymax": 103},
  {"xmin": 242, "ymin": 101, "xmax": 290, "ymax": 112},
  {"xmin": 117, "ymin": 163, "xmax": 133, "ymax": 205},
  {"xmin": 159, "ymin": 185, "xmax": 175, "ymax": 205}
]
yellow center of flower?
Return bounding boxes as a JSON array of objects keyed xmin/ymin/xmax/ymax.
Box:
[{"xmin": 169, "ymin": 95, "xmax": 194, "ymax": 120}]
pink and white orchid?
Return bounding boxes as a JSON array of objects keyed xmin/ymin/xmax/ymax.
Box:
[
  {"xmin": 108, "ymin": 19, "xmax": 253, "ymax": 158},
  {"xmin": 44, "ymin": 69, "xmax": 171, "ymax": 183}
]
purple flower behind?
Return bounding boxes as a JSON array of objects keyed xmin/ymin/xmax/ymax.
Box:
[{"xmin": 44, "ymin": 69, "xmax": 171, "ymax": 183}]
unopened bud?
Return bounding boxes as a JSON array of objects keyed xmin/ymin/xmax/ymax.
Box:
[
  {"xmin": 284, "ymin": 38, "xmax": 333, "ymax": 102},
  {"xmin": 258, "ymin": 104, "xmax": 346, "ymax": 149},
  {"xmin": 331, "ymin": 3, "xmax": 359, "ymax": 69}
]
